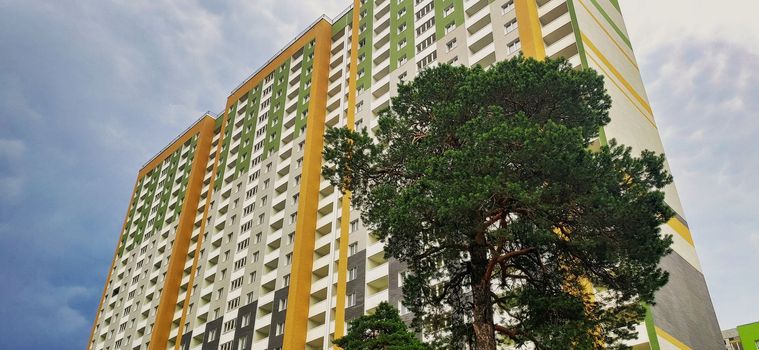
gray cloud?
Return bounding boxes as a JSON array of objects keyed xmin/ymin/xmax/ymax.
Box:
[
  {"xmin": 0, "ymin": 0, "xmax": 344, "ymax": 349},
  {"xmin": 621, "ymin": 0, "xmax": 759, "ymax": 328},
  {"xmin": 2, "ymin": 0, "xmax": 754, "ymax": 348},
  {"xmin": 639, "ymin": 39, "xmax": 759, "ymax": 329}
]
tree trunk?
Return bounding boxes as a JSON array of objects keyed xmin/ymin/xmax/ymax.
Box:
[{"xmin": 470, "ymin": 239, "xmax": 497, "ymax": 350}]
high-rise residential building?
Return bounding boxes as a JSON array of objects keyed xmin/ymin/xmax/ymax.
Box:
[
  {"xmin": 723, "ymin": 322, "xmax": 759, "ymax": 350},
  {"xmin": 87, "ymin": 0, "xmax": 722, "ymax": 349}
]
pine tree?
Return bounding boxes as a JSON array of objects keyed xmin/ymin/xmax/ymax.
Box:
[
  {"xmin": 334, "ymin": 302, "xmax": 429, "ymax": 350},
  {"xmin": 323, "ymin": 56, "xmax": 674, "ymax": 350}
]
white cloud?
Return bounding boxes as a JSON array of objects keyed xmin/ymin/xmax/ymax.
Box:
[
  {"xmin": 631, "ymin": 37, "xmax": 759, "ymax": 329},
  {"xmin": 619, "ymin": 0, "xmax": 759, "ymax": 58}
]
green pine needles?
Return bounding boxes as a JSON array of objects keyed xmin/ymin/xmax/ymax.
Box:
[
  {"xmin": 324, "ymin": 56, "xmax": 674, "ymax": 350},
  {"xmin": 335, "ymin": 302, "xmax": 429, "ymax": 350}
]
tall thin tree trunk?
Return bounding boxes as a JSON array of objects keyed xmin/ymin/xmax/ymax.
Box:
[{"xmin": 471, "ymin": 239, "xmax": 497, "ymax": 350}]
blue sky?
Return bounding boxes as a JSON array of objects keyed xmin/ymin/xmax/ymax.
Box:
[{"xmin": 0, "ymin": 0, "xmax": 756, "ymax": 349}]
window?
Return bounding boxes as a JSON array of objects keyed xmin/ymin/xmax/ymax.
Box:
[
  {"xmin": 243, "ymin": 204, "xmax": 255, "ymax": 215},
  {"xmin": 444, "ymin": 4, "xmax": 454, "ymax": 16},
  {"xmin": 504, "ymin": 19, "xmax": 518, "ymax": 35},
  {"xmin": 255, "ymin": 232, "xmax": 262, "ymax": 243},
  {"xmin": 350, "ymin": 220, "xmax": 359, "ymax": 233},
  {"xmin": 231, "ymin": 277, "xmax": 244, "ymax": 290},
  {"xmin": 290, "ymin": 212, "xmax": 298, "ymax": 224},
  {"xmin": 397, "ymin": 38, "xmax": 407, "ymax": 50},
  {"xmin": 249, "ymin": 271, "xmax": 257, "ymax": 283},
  {"xmin": 227, "ymin": 297, "xmax": 240, "ymax": 311},
  {"xmin": 399, "ymin": 271, "xmax": 408, "ymax": 287},
  {"xmin": 415, "ymin": 2, "xmax": 434, "ymax": 20},
  {"xmin": 241, "ymin": 313, "xmax": 251, "ymax": 327},
  {"xmin": 415, "ymin": 18, "xmax": 435, "ymax": 36},
  {"xmin": 275, "ymin": 322, "xmax": 285, "ymax": 335},
  {"xmin": 417, "ymin": 51, "xmax": 437, "ymax": 70},
  {"xmin": 349, "ymin": 242, "xmax": 358, "ymax": 256},
  {"xmin": 398, "ymin": 23, "xmax": 407, "ymax": 33},
  {"xmin": 416, "ymin": 34, "xmax": 436, "ymax": 52},
  {"xmin": 236, "ymin": 336, "xmax": 248, "ymax": 350},
  {"xmin": 283, "ymin": 274, "xmax": 290, "ymax": 286},
  {"xmin": 347, "ymin": 293, "xmax": 357, "ymax": 307},
  {"xmin": 397, "ymin": 7, "xmax": 406, "ymax": 18},
  {"xmin": 398, "ymin": 300, "xmax": 409, "ymax": 315},
  {"xmin": 223, "ymin": 320, "xmax": 235, "ymax": 333},
  {"xmin": 348, "ymin": 267, "xmax": 358, "ymax": 281},
  {"xmin": 285, "ymin": 253, "xmax": 293, "ymax": 265},
  {"xmin": 234, "ymin": 257, "xmax": 247, "ymax": 271},
  {"xmin": 446, "ymin": 38, "xmax": 457, "ymax": 52},
  {"xmin": 278, "ymin": 298, "xmax": 288, "ymax": 312},
  {"xmin": 207, "ymin": 329, "xmax": 217, "ymax": 342},
  {"xmin": 502, "ymin": 1, "xmax": 515, "ymax": 14},
  {"xmin": 445, "ymin": 22, "xmax": 455, "ymax": 34},
  {"xmin": 508, "ymin": 39, "xmax": 521, "ymax": 54},
  {"xmin": 237, "ymin": 238, "xmax": 250, "ymax": 251},
  {"xmin": 220, "ymin": 341, "xmax": 233, "ymax": 350}
]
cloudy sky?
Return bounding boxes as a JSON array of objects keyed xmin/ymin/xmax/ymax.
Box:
[{"xmin": 0, "ymin": 0, "xmax": 756, "ymax": 349}]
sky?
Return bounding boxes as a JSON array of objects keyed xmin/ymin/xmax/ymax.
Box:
[{"xmin": 0, "ymin": 0, "xmax": 756, "ymax": 349}]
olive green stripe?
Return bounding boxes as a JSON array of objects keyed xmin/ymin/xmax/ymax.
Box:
[
  {"xmin": 586, "ymin": 0, "xmax": 631, "ymax": 48},
  {"xmin": 566, "ymin": 0, "xmax": 589, "ymax": 69},
  {"xmin": 645, "ymin": 305, "xmax": 661, "ymax": 350},
  {"xmin": 608, "ymin": 0, "xmax": 621, "ymax": 12}
]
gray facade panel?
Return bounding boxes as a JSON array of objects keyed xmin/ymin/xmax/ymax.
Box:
[
  {"xmin": 652, "ymin": 252, "xmax": 722, "ymax": 349},
  {"xmin": 346, "ymin": 249, "xmax": 367, "ymax": 321},
  {"xmin": 267, "ymin": 286, "xmax": 289, "ymax": 350},
  {"xmin": 201, "ymin": 317, "xmax": 223, "ymax": 350},
  {"xmin": 233, "ymin": 301, "xmax": 257, "ymax": 350}
]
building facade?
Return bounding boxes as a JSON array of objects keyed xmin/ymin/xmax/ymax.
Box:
[
  {"xmin": 723, "ymin": 322, "xmax": 759, "ymax": 350},
  {"xmin": 87, "ymin": 1, "xmax": 722, "ymax": 349}
]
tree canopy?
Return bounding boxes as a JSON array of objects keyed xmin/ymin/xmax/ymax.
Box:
[
  {"xmin": 334, "ymin": 302, "xmax": 429, "ymax": 350},
  {"xmin": 323, "ymin": 56, "xmax": 674, "ymax": 350}
]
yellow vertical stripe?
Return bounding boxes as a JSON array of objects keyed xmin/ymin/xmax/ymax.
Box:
[
  {"xmin": 656, "ymin": 326, "xmax": 693, "ymax": 350},
  {"xmin": 172, "ymin": 113, "xmax": 227, "ymax": 350},
  {"xmin": 149, "ymin": 117, "xmax": 216, "ymax": 350},
  {"xmin": 515, "ymin": 0, "xmax": 546, "ymax": 59},
  {"xmin": 584, "ymin": 53, "xmax": 656, "ymax": 128},
  {"xmin": 333, "ymin": 1, "xmax": 361, "ymax": 347},
  {"xmin": 576, "ymin": 0, "xmax": 638, "ymax": 69},
  {"xmin": 581, "ymin": 33, "xmax": 653, "ymax": 116},
  {"xmin": 282, "ymin": 19, "xmax": 333, "ymax": 350},
  {"xmin": 667, "ymin": 217, "xmax": 695, "ymax": 246}
]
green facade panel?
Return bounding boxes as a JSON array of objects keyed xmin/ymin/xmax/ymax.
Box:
[
  {"xmin": 739, "ymin": 322, "xmax": 759, "ymax": 350},
  {"xmin": 434, "ymin": 0, "xmax": 464, "ymax": 39},
  {"xmin": 390, "ymin": 0, "xmax": 416, "ymax": 71}
]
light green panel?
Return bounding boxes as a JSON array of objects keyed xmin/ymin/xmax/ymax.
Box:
[
  {"xmin": 214, "ymin": 104, "xmax": 238, "ymax": 191},
  {"xmin": 263, "ymin": 59, "xmax": 291, "ymax": 157},
  {"xmin": 390, "ymin": 0, "xmax": 415, "ymax": 71},
  {"xmin": 294, "ymin": 40, "xmax": 316, "ymax": 139},
  {"xmin": 738, "ymin": 322, "xmax": 759, "ymax": 350},
  {"xmin": 332, "ymin": 8, "xmax": 353, "ymax": 36},
  {"xmin": 356, "ymin": 0, "xmax": 374, "ymax": 90},
  {"xmin": 118, "ymin": 136, "xmax": 198, "ymax": 256},
  {"xmin": 434, "ymin": 0, "xmax": 464, "ymax": 39},
  {"xmin": 235, "ymin": 85, "xmax": 263, "ymax": 177}
]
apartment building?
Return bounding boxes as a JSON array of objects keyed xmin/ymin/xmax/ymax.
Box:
[{"xmin": 88, "ymin": 0, "xmax": 722, "ymax": 349}]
